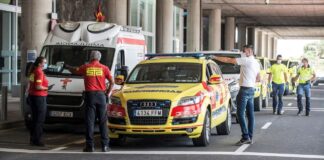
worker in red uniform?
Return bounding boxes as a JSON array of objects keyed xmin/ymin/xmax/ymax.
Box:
[
  {"xmin": 27, "ymin": 56, "xmax": 48, "ymax": 147},
  {"xmin": 65, "ymin": 50, "xmax": 114, "ymax": 152}
]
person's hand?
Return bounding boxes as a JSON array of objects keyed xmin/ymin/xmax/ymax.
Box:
[{"xmin": 267, "ymin": 83, "xmax": 271, "ymax": 89}]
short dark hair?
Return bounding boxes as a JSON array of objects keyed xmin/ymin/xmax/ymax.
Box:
[
  {"xmin": 302, "ymin": 58, "xmax": 308, "ymax": 63},
  {"xmin": 277, "ymin": 55, "xmax": 282, "ymax": 59},
  {"xmin": 243, "ymin": 44, "xmax": 253, "ymax": 49}
]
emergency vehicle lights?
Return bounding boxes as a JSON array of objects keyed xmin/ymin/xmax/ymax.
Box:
[
  {"xmin": 87, "ymin": 22, "xmax": 115, "ymax": 33},
  {"xmin": 145, "ymin": 53, "xmax": 204, "ymax": 59},
  {"xmin": 107, "ymin": 97, "xmax": 125, "ymax": 118},
  {"xmin": 59, "ymin": 22, "xmax": 80, "ymax": 32}
]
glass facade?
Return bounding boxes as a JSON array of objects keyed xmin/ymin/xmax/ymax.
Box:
[
  {"xmin": 0, "ymin": 2, "xmax": 21, "ymax": 92},
  {"xmin": 129, "ymin": 0, "xmax": 156, "ymax": 53}
]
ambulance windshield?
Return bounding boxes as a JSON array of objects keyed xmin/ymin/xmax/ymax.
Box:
[
  {"xmin": 212, "ymin": 54, "xmax": 241, "ymax": 74},
  {"xmin": 40, "ymin": 45, "xmax": 115, "ymax": 76}
]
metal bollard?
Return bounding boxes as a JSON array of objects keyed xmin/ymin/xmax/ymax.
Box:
[{"xmin": 0, "ymin": 86, "xmax": 8, "ymax": 121}]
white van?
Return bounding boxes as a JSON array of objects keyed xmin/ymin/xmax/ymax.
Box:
[{"xmin": 23, "ymin": 21, "xmax": 146, "ymax": 126}]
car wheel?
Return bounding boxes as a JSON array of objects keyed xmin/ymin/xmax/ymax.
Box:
[
  {"xmin": 109, "ymin": 135, "xmax": 126, "ymax": 146},
  {"xmin": 216, "ymin": 106, "xmax": 231, "ymax": 135},
  {"xmin": 192, "ymin": 110, "xmax": 211, "ymax": 146},
  {"xmin": 254, "ymin": 95, "xmax": 262, "ymax": 111}
]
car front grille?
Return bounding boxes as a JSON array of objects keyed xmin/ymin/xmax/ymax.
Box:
[
  {"xmin": 47, "ymin": 95, "xmax": 83, "ymax": 107},
  {"xmin": 127, "ymin": 100, "xmax": 171, "ymax": 125}
]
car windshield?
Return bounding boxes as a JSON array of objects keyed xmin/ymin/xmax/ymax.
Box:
[
  {"xmin": 40, "ymin": 45, "xmax": 115, "ymax": 76},
  {"xmin": 212, "ymin": 54, "xmax": 241, "ymax": 74},
  {"xmin": 127, "ymin": 63, "xmax": 202, "ymax": 83}
]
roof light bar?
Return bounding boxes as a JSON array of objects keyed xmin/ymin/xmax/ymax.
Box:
[{"xmin": 145, "ymin": 53, "xmax": 204, "ymax": 59}]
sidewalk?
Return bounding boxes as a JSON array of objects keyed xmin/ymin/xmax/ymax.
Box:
[{"xmin": 0, "ymin": 95, "xmax": 24, "ymax": 130}]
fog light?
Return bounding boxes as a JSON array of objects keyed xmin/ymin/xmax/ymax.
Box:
[{"xmin": 186, "ymin": 128, "xmax": 194, "ymax": 133}]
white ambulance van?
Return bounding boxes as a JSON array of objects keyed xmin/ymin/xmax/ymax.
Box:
[{"xmin": 23, "ymin": 21, "xmax": 146, "ymax": 127}]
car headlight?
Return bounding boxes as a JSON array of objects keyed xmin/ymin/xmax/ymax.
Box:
[
  {"xmin": 178, "ymin": 96, "xmax": 202, "ymax": 106},
  {"xmin": 110, "ymin": 96, "xmax": 121, "ymax": 105}
]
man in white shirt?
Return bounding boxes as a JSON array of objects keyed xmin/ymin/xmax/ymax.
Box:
[{"xmin": 213, "ymin": 45, "xmax": 260, "ymax": 146}]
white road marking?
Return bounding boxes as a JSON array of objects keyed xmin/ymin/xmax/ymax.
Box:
[
  {"xmin": 235, "ymin": 144, "xmax": 250, "ymax": 153},
  {"xmin": 277, "ymin": 97, "xmax": 324, "ymax": 101},
  {"xmin": 287, "ymin": 103, "xmax": 293, "ymax": 106},
  {"xmin": 261, "ymin": 122, "xmax": 272, "ymax": 130},
  {"xmin": 51, "ymin": 147, "xmax": 67, "ymax": 151},
  {"xmin": 1, "ymin": 148, "xmax": 324, "ymax": 159},
  {"xmin": 263, "ymin": 108, "xmax": 324, "ymax": 112}
]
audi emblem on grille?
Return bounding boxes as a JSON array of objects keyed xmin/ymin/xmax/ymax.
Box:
[{"xmin": 139, "ymin": 102, "xmax": 157, "ymax": 107}]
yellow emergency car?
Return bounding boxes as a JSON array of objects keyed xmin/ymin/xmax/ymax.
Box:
[
  {"xmin": 255, "ymin": 57, "xmax": 271, "ymax": 110},
  {"xmin": 108, "ymin": 53, "xmax": 232, "ymax": 146}
]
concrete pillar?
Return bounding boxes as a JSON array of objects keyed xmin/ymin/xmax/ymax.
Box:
[
  {"xmin": 247, "ymin": 27, "xmax": 255, "ymax": 46},
  {"xmin": 107, "ymin": 0, "xmax": 127, "ymax": 25},
  {"xmin": 21, "ymin": 0, "xmax": 52, "ymax": 103},
  {"xmin": 237, "ymin": 24, "xmax": 247, "ymax": 50},
  {"xmin": 156, "ymin": 0, "xmax": 173, "ymax": 53},
  {"xmin": 256, "ymin": 30, "xmax": 263, "ymax": 57},
  {"xmin": 273, "ymin": 37, "xmax": 278, "ymax": 59},
  {"xmin": 179, "ymin": 8, "xmax": 184, "ymax": 52},
  {"xmin": 187, "ymin": 0, "xmax": 201, "ymax": 51},
  {"xmin": 224, "ymin": 17, "xmax": 235, "ymax": 50},
  {"xmin": 267, "ymin": 36, "xmax": 273, "ymax": 59},
  {"xmin": 263, "ymin": 34, "xmax": 268, "ymax": 58},
  {"xmin": 208, "ymin": 9, "xmax": 221, "ymax": 51}
]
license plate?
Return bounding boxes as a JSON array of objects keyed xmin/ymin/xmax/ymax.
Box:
[
  {"xmin": 50, "ymin": 111, "xmax": 73, "ymax": 118},
  {"xmin": 134, "ymin": 110, "xmax": 163, "ymax": 117}
]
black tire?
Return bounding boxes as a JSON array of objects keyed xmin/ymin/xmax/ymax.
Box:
[
  {"xmin": 192, "ymin": 110, "xmax": 211, "ymax": 146},
  {"xmin": 109, "ymin": 135, "xmax": 126, "ymax": 146},
  {"xmin": 216, "ymin": 106, "xmax": 231, "ymax": 135},
  {"xmin": 254, "ymin": 95, "xmax": 262, "ymax": 111},
  {"xmin": 262, "ymin": 93, "xmax": 269, "ymax": 108}
]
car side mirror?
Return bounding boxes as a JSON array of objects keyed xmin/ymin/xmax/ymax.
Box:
[
  {"xmin": 116, "ymin": 65, "xmax": 129, "ymax": 79},
  {"xmin": 209, "ymin": 74, "xmax": 223, "ymax": 84},
  {"xmin": 115, "ymin": 75, "xmax": 125, "ymax": 85}
]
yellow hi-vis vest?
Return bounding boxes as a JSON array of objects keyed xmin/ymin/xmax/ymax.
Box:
[{"xmin": 297, "ymin": 66, "xmax": 315, "ymax": 84}]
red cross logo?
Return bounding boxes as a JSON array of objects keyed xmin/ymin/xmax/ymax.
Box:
[{"xmin": 60, "ymin": 78, "xmax": 72, "ymax": 90}]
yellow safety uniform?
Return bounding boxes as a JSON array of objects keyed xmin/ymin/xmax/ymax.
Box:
[{"xmin": 270, "ymin": 64, "xmax": 288, "ymax": 84}]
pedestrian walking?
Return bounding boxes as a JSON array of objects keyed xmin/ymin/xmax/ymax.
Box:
[
  {"xmin": 293, "ymin": 58, "xmax": 316, "ymax": 116},
  {"xmin": 65, "ymin": 50, "xmax": 114, "ymax": 152},
  {"xmin": 213, "ymin": 45, "xmax": 260, "ymax": 146},
  {"xmin": 268, "ymin": 55, "xmax": 288, "ymax": 115},
  {"xmin": 27, "ymin": 56, "xmax": 49, "ymax": 147}
]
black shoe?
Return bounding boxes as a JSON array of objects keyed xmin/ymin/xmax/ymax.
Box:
[
  {"xmin": 102, "ymin": 146, "xmax": 111, "ymax": 152},
  {"xmin": 235, "ymin": 138, "xmax": 251, "ymax": 146},
  {"xmin": 273, "ymin": 109, "xmax": 276, "ymax": 115},
  {"xmin": 305, "ymin": 112, "xmax": 310, "ymax": 116},
  {"xmin": 297, "ymin": 110, "xmax": 303, "ymax": 116},
  {"xmin": 277, "ymin": 110, "xmax": 284, "ymax": 115},
  {"xmin": 83, "ymin": 147, "xmax": 95, "ymax": 152}
]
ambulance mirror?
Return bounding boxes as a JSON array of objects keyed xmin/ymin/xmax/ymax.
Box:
[
  {"xmin": 115, "ymin": 75, "xmax": 125, "ymax": 85},
  {"xmin": 117, "ymin": 66, "xmax": 129, "ymax": 79}
]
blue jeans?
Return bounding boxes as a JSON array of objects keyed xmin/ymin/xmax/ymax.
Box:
[
  {"xmin": 84, "ymin": 91, "xmax": 109, "ymax": 148},
  {"xmin": 236, "ymin": 87, "xmax": 255, "ymax": 140},
  {"xmin": 297, "ymin": 83, "xmax": 311, "ymax": 113},
  {"xmin": 272, "ymin": 82, "xmax": 285, "ymax": 113}
]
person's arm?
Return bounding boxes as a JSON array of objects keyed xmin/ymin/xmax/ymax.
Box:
[
  {"xmin": 212, "ymin": 56, "xmax": 237, "ymax": 64},
  {"xmin": 64, "ymin": 64, "xmax": 79, "ymax": 74},
  {"xmin": 256, "ymin": 72, "xmax": 261, "ymax": 82},
  {"xmin": 284, "ymin": 72, "xmax": 288, "ymax": 83},
  {"xmin": 105, "ymin": 68, "xmax": 115, "ymax": 95},
  {"xmin": 34, "ymin": 71, "xmax": 48, "ymax": 91}
]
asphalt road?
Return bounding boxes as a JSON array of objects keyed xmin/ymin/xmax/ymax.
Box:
[{"xmin": 0, "ymin": 85, "xmax": 324, "ymax": 160}]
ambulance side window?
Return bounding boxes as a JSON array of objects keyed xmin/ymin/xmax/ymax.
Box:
[
  {"xmin": 115, "ymin": 50, "xmax": 125, "ymax": 77},
  {"xmin": 206, "ymin": 63, "xmax": 212, "ymax": 80}
]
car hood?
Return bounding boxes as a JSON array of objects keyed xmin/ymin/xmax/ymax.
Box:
[{"xmin": 113, "ymin": 83, "xmax": 204, "ymax": 102}]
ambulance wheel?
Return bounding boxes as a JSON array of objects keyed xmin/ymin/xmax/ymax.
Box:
[
  {"xmin": 109, "ymin": 135, "xmax": 126, "ymax": 146},
  {"xmin": 216, "ymin": 106, "xmax": 231, "ymax": 135},
  {"xmin": 254, "ymin": 96, "xmax": 262, "ymax": 111},
  {"xmin": 192, "ymin": 110, "xmax": 211, "ymax": 146}
]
